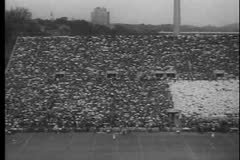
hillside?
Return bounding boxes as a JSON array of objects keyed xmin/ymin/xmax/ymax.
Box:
[{"xmin": 113, "ymin": 23, "xmax": 239, "ymax": 33}]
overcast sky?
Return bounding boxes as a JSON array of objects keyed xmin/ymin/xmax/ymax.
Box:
[{"xmin": 6, "ymin": 0, "xmax": 239, "ymax": 26}]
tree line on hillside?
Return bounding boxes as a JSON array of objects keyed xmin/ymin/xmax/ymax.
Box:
[
  {"xmin": 116, "ymin": 23, "xmax": 239, "ymax": 33},
  {"xmin": 5, "ymin": 7, "xmax": 139, "ymax": 39}
]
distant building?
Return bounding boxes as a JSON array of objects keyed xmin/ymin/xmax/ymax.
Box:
[{"xmin": 91, "ymin": 7, "xmax": 110, "ymax": 26}]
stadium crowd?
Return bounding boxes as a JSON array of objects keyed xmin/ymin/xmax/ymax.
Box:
[
  {"xmin": 170, "ymin": 80, "xmax": 239, "ymax": 117},
  {"xmin": 5, "ymin": 34, "xmax": 239, "ymax": 133},
  {"xmin": 170, "ymin": 80, "xmax": 239, "ymax": 132}
]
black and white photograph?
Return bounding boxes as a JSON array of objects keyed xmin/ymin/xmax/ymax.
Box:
[{"xmin": 5, "ymin": 0, "xmax": 239, "ymax": 160}]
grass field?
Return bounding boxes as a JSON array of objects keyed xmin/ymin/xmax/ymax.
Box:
[{"xmin": 5, "ymin": 132, "xmax": 239, "ymax": 160}]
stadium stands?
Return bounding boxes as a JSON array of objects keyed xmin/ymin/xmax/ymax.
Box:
[
  {"xmin": 5, "ymin": 34, "xmax": 239, "ymax": 133},
  {"xmin": 170, "ymin": 80, "xmax": 239, "ymax": 131},
  {"xmin": 170, "ymin": 80, "xmax": 239, "ymax": 117}
]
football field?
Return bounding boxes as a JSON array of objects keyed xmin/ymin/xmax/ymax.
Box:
[{"xmin": 6, "ymin": 132, "xmax": 239, "ymax": 160}]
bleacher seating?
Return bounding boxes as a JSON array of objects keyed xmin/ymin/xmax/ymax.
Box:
[{"xmin": 5, "ymin": 34, "xmax": 239, "ymax": 132}]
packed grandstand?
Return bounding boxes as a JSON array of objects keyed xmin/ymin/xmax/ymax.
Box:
[{"xmin": 5, "ymin": 34, "xmax": 239, "ymax": 133}]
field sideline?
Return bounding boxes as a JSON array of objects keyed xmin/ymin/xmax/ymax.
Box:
[{"xmin": 6, "ymin": 132, "xmax": 239, "ymax": 160}]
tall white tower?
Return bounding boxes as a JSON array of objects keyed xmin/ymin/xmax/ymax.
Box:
[
  {"xmin": 50, "ymin": 11, "xmax": 54, "ymax": 20},
  {"xmin": 173, "ymin": 0, "xmax": 181, "ymax": 36}
]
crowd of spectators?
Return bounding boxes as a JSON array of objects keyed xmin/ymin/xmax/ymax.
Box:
[
  {"xmin": 170, "ymin": 80, "xmax": 239, "ymax": 131},
  {"xmin": 170, "ymin": 80, "xmax": 239, "ymax": 117},
  {"xmin": 5, "ymin": 34, "xmax": 239, "ymax": 133}
]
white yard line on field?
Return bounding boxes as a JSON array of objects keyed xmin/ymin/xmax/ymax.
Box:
[
  {"xmin": 115, "ymin": 137, "xmax": 122, "ymax": 160},
  {"xmin": 207, "ymin": 139, "xmax": 216, "ymax": 150},
  {"xmin": 88, "ymin": 133, "xmax": 96, "ymax": 160},
  {"xmin": 182, "ymin": 135, "xmax": 199, "ymax": 160},
  {"xmin": 65, "ymin": 132, "xmax": 74, "ymax": 150},
  {"xmin": 158, "ymin": 134, "xmax": 168, "ymax": 152},
  {"xmin": 137, "ymin": 134, "xmax": 145, "ymax": 160},
  {"xmin": 18, "ymin": 133, "xmax": 34, "ymax": 153}
]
